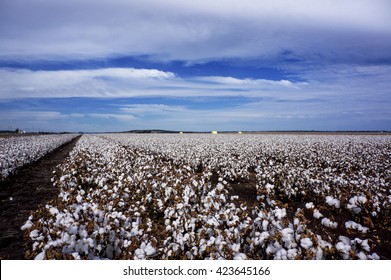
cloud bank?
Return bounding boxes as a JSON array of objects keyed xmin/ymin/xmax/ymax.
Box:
[{"xmin": 1, "ymin": 0, "xmax": 390, "ymax": 64}]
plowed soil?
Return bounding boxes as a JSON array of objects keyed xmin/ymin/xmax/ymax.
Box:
[{"xmin": 0, "ymin": 135, "xmax": 81, "ymax": 259}]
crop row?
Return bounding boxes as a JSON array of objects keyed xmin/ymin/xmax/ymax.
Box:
[
  {"xmin": 0, "ymin": 134, "xmax": 78, "ymax": 180},
  {"xmin": 22, "ymin": 134, "xmax": 391, "ymax": 259}
]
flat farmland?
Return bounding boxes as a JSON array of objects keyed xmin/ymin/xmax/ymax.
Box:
[{"xmin": 1, "ymin": 133, "xmax": 390, "ymax": 259}]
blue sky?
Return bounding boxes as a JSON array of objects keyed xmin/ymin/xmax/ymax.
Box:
[{"xmin": 1, "ymin": 0, "xmax": 390, "ymax": 132}]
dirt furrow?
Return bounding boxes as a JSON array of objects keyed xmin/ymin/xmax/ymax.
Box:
[{"xmin": 0, "ymin": 135, "xmax": 81, "ymax": 259}]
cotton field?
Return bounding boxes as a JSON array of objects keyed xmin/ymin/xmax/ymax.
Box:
[
  {"xmin": 0, "ymin": 134, "xmax": 78, "ymax": 180},
  {"xmin": 21, "ymin": 133, "xmax": 391, "ymax": 260}
]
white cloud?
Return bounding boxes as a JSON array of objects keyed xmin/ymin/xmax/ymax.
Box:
[
  {"xmin": 0, "ymin": 110, "xmax": 64, "ymax": 121},
  {"xmin": 120, "ymin": 104, "xmax": 186, "ymax": 114},
  {"xmin": 0, "ymin": 62, "xmax": 390, "ymax": 131},
  {"xmin": 0, "ymin": 0, "xmax": 390, "ymax": 62},
  {"xmin": 88, "ymin": 113, "xmax": 137, "ymax": 121},
  {"xmin": 0, "ymin": 68, "xmax": 176, "ymax": 99},
  {"xmin": 196, "ymin": 76, "xmax": 304, "ymax": 89},
  {"xmin": 0, "ymin": 109, "xmax": 138, "ymax": 131},
  {"xmin": 0, "ymin": 67, "xmax": 306, "ymax": 99},
  {"xmin": 0, "ymin": 64, "xmax": 389, "ymax": 109}
]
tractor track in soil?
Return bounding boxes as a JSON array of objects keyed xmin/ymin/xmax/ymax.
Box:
[{"xmin": 0, "ymin": 135, "xmax": 81, "ymax": 259}]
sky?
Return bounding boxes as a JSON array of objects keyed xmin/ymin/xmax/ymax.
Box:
[{"xmin": 0, "ymin": 0, "xmax": 390, "ymax": 132}]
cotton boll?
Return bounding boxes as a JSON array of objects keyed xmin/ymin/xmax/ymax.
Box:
[
  {"xmin": 32, "ymin": 241, "xmax": 39, "ymax": 251},
  {"xmin": 300, "ymin": 238, "xmax": 313, "ymax": 250},
  {"xmin": 345, "ymin": 221, "xmax": 369, "ymax": 233},
  {"xmin": 233, "ymin": 253, "xmax": 247, "ymax": 260},
  {"xmin": 281, "ymin": 227, "xmax": 294, "ymax": 237},
  {"xmin": 338, "ymin": 236, "xmax": 351, "ymax": 246},
  {"xmin": 144, "ymin": 243, "xmax": 156, "ymax": 256},
  {"xmin": 71, "ymin": 252, "xmax": 81, "ymax": 260},
  {"xmin": 86, "ymin": 238, "xmax": 94, "ymax": 248},
  {"xmin": 76, "ymin": 195, "xmax": 83, "ymax": 203},
  {"xmin": 281, "ymin": 228, "xmax": 296, "ymax": 248},
  {"xmin": 305, "ymin": 202, "xmax": 314, "ymax": 209},
  {"xmin": 347, "ymin": 205, "xmax": 362, "ymax": 214},
  {"xmin": 68, "ymin": 225, "xmax": 78, "ymax": 235},
  {"xmin": 368, "ymin": 253, "xmax": 380, "ymax": 260},
  {"xmin": 29, "ymin": 229, "xmax": 40, "ymax": 239},
  {"xmin": 34, "ymin": 251, "xmax": 45, "ymax": 260},
  {"xmin": 325, "ymin": 196, "xmax": 340, "ymax": 208},
  {"xmin": 79, "ymin": 229, "xmax": 88, "ymax": 238},
  {"xmin": 335, "ymin": 242, "xmax": 351, "ymax": 260},
  {"xmin": 287, "ymin": 249, "xmax": 298, "ymax": 260},
  {"xmin": 262, "ymin": 220, "xmax": 269, "ymax": 231},
  {"xmin": 354, "ymin": 238, "xmax": 370, "ymax": 252},
  {"xmin": 316, "ymin": 247, "xmax": 323, "ymax": 260},
  {"xmin": 254, "ymin": 231, "xmax": 270, "ymax": 246},
  {"xmin": 321, "ymin": 218, "xmax": 338, "ymax": 229},
  {"xmin": 49, "ymin": 207, "xmax": 59, "ymax": 215},
  {"xmin": 313, "ymin": 209, "xmax": 323, "ymax": 219},
  {"xmin": 73, "ymin": 212, "xmax": 79, "ymax": 220},
  {"xmin": 81, "ymin": 243, "xmax": 89, "ymax": 254},
  {"xmin": 231, "ymin": 243, "xmax": 240, "ymax": 252},
  {"xmin": 357, "ymin": 252, "xmax": 368, "ymax": 260},
  {"xmin": 266, "ymin": 244, "xmax": 276, "ymax": 255},
  {"xmin": 21, "ymin": 220, "xmax": 33, "ymax": 231},
  {"xmin": 265, "ymin": 183, "xmax": 274, "ymax": 194},
  {"xmin": 357, "ymin": 196, "xmax": 367, "ymax": 204},
  {"xmin": 275, "ymin": 248, "xmax": 288, "ymax": 260},
  {"xmin": 273, "ymin": 208, "xmax": 287, "ymax": 219}
]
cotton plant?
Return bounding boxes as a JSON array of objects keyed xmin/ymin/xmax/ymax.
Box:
[
  {"xmin": 0, "ymin": 134, "xmax": 77, "ymax": 180},
  {"xmin": 21, "ymin": 134, "xmax": 390, "ymax": 260}
]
